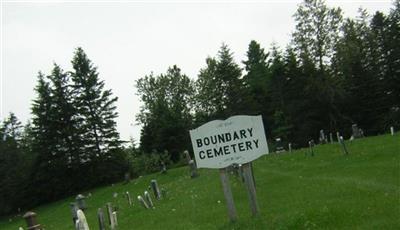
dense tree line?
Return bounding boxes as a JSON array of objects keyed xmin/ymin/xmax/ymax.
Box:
[
  {"xmin": 0, "ymin": 48, "xmax": 129, "ymax": 215},
  {"xmin": 136, "ymin": 0, "xmax": 399, "ymax": 160}
]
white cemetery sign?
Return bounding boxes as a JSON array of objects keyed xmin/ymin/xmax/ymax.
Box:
[{"xmin": 190, "ymin": 115, "xmax": 268, "ymax": 169}]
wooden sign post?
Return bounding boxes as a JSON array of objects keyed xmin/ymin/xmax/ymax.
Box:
[{"xmin": 190, "ymin": 115, "xmax": 268, "ymax": 221}]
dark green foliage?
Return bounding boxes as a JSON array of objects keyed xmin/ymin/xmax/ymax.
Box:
[
  {"xmin": 0, "ymin": 113, "xmax": 32, "ymax": 215},
  {"xmin": 136, "ymin": 65, "xmax": 194, "ymax": 162}
]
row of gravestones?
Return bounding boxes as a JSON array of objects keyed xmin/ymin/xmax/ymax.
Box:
[
  {"xmin": 19, "ymin": 179, "xmax": 165, "ymax": 230},
  {"xmin": 275, "ymin": 125, "xmax": 396, "ymax": 153}
]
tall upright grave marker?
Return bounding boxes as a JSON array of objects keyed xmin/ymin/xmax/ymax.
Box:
[{"xmin": 190, "ymin": 115, "xmax": 269, "ymax": 221}]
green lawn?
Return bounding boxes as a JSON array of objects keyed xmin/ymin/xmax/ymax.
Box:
[{"xmin": 1, "ymin": 134, "xmax": 399, "ymax": 229}]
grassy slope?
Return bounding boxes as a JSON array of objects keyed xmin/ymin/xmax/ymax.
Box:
[{"xmin": 1, "ymin": 134, "xmax": 399, "ymax": 229}]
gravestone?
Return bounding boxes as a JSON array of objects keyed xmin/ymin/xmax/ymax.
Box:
[
  {"xmin": 23, "ymin": 211, "xmax": 41, "ymax": 230},
  {"xmin": 144, "ymin": 191, "xmax": 154, "ymax": 208},
  {"xmin": 288, "ymin": 143, "xmax": 292, "ymax": 153},
  {"xmin": 329, "ymin": 133, "xmax": 333, "ymax": 144},
  {"xmin": 76, "ymin": 209, "xmax": 89, "ymax": 230},
  {"xmin": 275, "ymin": 138, "xmax": 285, "ymax": 153},
  {"xmin": 75, "ymin": 194, "xmax": 86, "ymax": 210},
  {"xmin": 97, "ymin": 208, "xmax": 106, "ymax": 230},
  {"xmin": 137, "ymin": 195, "xmax": 149, "ymax": 209},
  {"xmin": 160, "ymin": 161, "xmax": 167, "ymax": 174},
  {"xmin": 188, "ymin": 159, "xmax": 199, "ymax": 178},
  {"xmin": 161, "ymin": 188, "xmax": 167, "ymax": 198},
  {"xmin": 106, "ymin": 202, "xmax": 115, "ymax": 229},
  {"xmin": 339, "ymin": 136, "xmax": 349, "ymax": 155},
  {"xmin": 352, "ymin": 124, "xmax": 362, "ymax": 138},
  {"xmin": 125, "ymin": 191, "xmax": 132, "ymax": 206},
  {"xmin": 150, "ymin": 179, "xmax": 161, "ymax": 200},
  {"xmin": 390, "ymin": 126, "xmax": 394, "ymax": 136},
  {"xmin": 308, "ymin": 140, "xmax": 315, "ymax": 156},
  {"xmin": 111, "ymin": 211, "xmax": 118, "ymax": 230},
  {"xmin": 124, "ymin": 172, "xmax": 130, "ymax": 184},
  {"xmin": 70, "ymin": 202, "xmax": 79, "ymax": 225},
  {"xmin": 319, "ymin": 130, "xmax": 327, "ymax": 144},
  {"xmin": 336, "ymin": 131, "xmax": 340, "ymax": 143},
  {"xmin": 184, "ymin": 150, "xmax": 191, "ymax": 163}
]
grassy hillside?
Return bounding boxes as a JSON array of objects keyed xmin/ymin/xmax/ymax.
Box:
[{"xmin": 1, "ymin": 134, "xmax": 399, "ymax": 229}]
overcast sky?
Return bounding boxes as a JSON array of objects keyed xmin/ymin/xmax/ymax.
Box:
[{"xmin": 1, "ymin": 0, "xmax": 394, "ymax": 144}]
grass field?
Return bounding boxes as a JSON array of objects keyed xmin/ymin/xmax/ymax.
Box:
[{"xmin": 1, "ymin": 134, "xmax": 399, "ymax": 229}]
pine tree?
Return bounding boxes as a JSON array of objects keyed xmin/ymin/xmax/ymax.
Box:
[
  {"xmin": 70, "ymin": 48, "xmax": 121, "ymax": 163},
  {"xmin": 242, "ymin": 40, "xmax": 270, "ymax": 116},
  {"xmin": 136, "ymin": 65, "xmax": 194, "ymax": 161}
]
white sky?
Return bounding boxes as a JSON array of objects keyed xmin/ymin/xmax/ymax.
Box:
[{"xmin": 1, "ymin": 0, "xmax": 394, "ymax": 144}]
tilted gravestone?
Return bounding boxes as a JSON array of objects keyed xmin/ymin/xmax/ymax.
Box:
[
  {"xmin": 106, "ymin": 202, "xmax": 116, "ymax": 230},
  {"xmin": 137, "ymin": 195, "xmax": 149, "ymax": 209},
  {"xmin": 97, "ymin": 208, "xmax": 106, "ymax": 230},
  {"xmin": 150, "ymin": 179, "xmax": 161, "ymax": 200},
  {"xmin": 126, "ymin": 191, "xmax": 132, "ymax": 206},
  {"xmin": 144, "ymin": 191, "xmax": 154, "ymax": 208},
  {"xmin": 76, "ymin": 209, "xmax": 90, "ymax": 230},
  {"xmin": 112, "ymin": 211, "xmax": 118, "ymax": 229}
]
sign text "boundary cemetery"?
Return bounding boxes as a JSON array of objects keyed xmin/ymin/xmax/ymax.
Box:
[{"xmin": 190, "ymin": 115, "xmax": 269, "ymax": 169}]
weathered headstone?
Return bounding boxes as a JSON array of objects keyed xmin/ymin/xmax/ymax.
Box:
[
  {"xmin": 124, "ymin": 172, "xmax": 130, "ymax": 184},
  {"xmin": 144, "ymin": 191, "xmax": 154, "ymax": 208},
  {"xmin": 125, "ymin": 191, "xmax": 132, "ymax": 206},
  {"xmin": 183, "ymin": 150, "xmax": 191, "ymax": 163},
  {"xmin": 112, "ymin": 211, "xmax": 118, "ymax": 227},
  {"xmin": 308, "ymin": 140, "xmax": 315, "ymax": 156},
  {"xmin": 150, "ymin": 179, "xmax": 161, "ymax": 200},
  {"xmin": 160, "ymin": 161, "xmax": 167, "ymax": 174},
  {"xmin": 329, "ymin": 133, "xmax": 333, "ymax": 144},
  {"xmin": 106, "ymin": 202, "xmax": 115, "ymax": 229},
  {"xmin": 76, "ymin": 209, "xmax": 90, "ymax": 230},
  {"xmin": 161, "ymin": 188, "xmax": 167, "ymax": 198},
  {"xmin": 336, "ymin": 131, "xmax": 340, "ymax": 143},
  {"xmin": 319, "ymin": 130, "xmax": 327, "ymax": 144},
  {"xmin": 188, "ymin": 159, "xmax": 199, "ymax": 178},
  {"xmin": 339, "ymin": 136, "xmax": 349, "ymax": 155},
  {"xmin": 275, "ymin": 137, "xmax": 285, "ymax": 153},
  {"xmin": 391, "ymin": 126, "xmax": 394, "ymax": 136},
  {"xmin": 352, "ymin": 124, "xmax": 362, "ymax": 138},
  {"xmin": 70, "ymin": 202, "xmax": 79, "ymax": 225},
  {"xmin": 75, "ymin": 194, "xmax": 87, "ymax": 210},
  {"xmin": 97, "ymin": 208, "xmax": 106, "ymax": 230},
  {"xmin": 288, "ymin": 143, "xmax": 292, "ymax": 153},
  {"xmin": 23, "ymin": 212, "xmax": 41, "ymax": 230},
  {"xmin": 137, "ymin": 195, "xmax": 149, "ymax": 209}
]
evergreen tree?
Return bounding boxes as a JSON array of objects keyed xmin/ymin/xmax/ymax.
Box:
[
  {"xmin": 195, "ymin": 44, "xmax": 244, "ymax": 121},
  {"xmin": 70, "ymin": 48, "xmax": 121, "ymax": 162},
  {"xmin": 242, "ymin": 40, "xmax": 270, "ymax": 116},
  {"xmin": 136, "ymin": 65, "xmax": 194, "ymax": 161}
]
